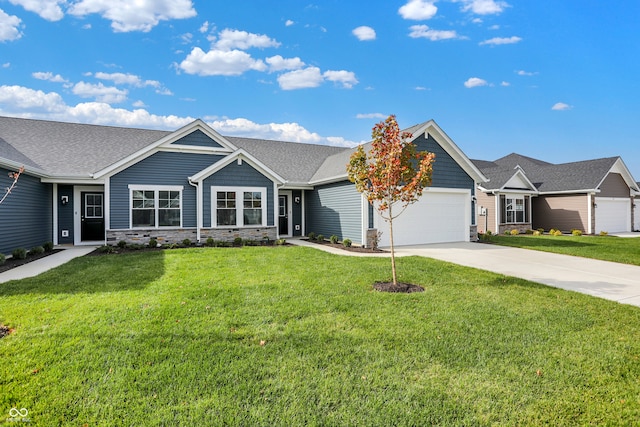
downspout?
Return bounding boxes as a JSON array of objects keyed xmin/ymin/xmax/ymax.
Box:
[{"xmin": 188, "ymin": 178, "xmax": 201, "ymax": 243}]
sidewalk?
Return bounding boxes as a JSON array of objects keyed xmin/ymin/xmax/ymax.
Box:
[{"xmin": 0, "ymin": 246, "xmax": 97, "ymax": 283}]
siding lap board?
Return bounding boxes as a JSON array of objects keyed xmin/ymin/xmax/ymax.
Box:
[
  {"xmin": 171, "ymin": 129, "xmax": 225, "ymax": 148},
  {"xmin": 306, "ymin": 181, "xmax": 362, "ymax": 244},
  {"xmin": 109, "ymin": 152, "xmax": 224, "ymax": 229}
]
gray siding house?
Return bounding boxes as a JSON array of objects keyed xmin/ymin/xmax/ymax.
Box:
[{"xmin": 0, "ymin": 116, "xmax": 487, "ymax": 254}]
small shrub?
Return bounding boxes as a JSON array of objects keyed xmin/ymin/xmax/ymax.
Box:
[
  {"xmin": 205, "ymin": 237, "xmax": 215, "ymax": 247},
  {"xmin": 549, "ymin": 228, "xmax": 558, "ymax": 234},
  {"xmin": 98, "ymin": 245, "xmax": 115, "ymax": 254},
  {"xmin": 571, "ymin": 229, "xmax": 583, "ymax": 236},
  {"xmin": 552, "ymin": 229, "xmax": 563, "ymax": 236},
  {"xmin": 343, "ymin": 239, "xmax": 352, "ymax": 248},
  {"xmin": 0, "ymin": 253, "xmax": 5, "ymax": 265},
  {"xmin": 480, "ymin": 233, "xmax": 492, "ymax": 242},
  {"xmin": 233, "ymin": 237, "xmax": 243, "ymax": 246},
  {"xmin": 484, "ymin": 230, "xmax": 492, "ymax": 236},
  {"xmin": 600, "ymin": 231, "xmax": 609, "ymax": 236},
  {"xmin": 148, "ymin": 238, "xmax": 158, "ymax": 248},
  {"xmin": 316, "ymin": 234, "xmax": 324, "ymax": 242},
  {"xmin": 510, "ymin": 229, "xmax": 519, "ymax": 236},
  {"xmin": 307, "ymin": 232, "xmax": 316, "ymax": 241},
  {"xmin": 276, "ymin": 238, "xmax": 286, "ymax": 246},
  {"xmin": 117, "ymin": 240, "xmax": 127, "ymax": 249},
  {"xmin": 43, "ymin": 241, "xmax": 54, "ymax": 252},
  {"xmin": 330, "ymin": 235, "xmax": 339, "ymax": 244},
  {"xmin": 533, "ymin": 230, "xmax": 541, "ymax": 236},
  {"xmin": 243, "ymin": 239, "xmax": 259, "ymax": 246},
  {"xmin": 504, "ymin": 230, "xmax": 511, "ymax": 235},
  {"xmin": 29, "ymin": 246, "xmax": 45, "ymax": 256},
  {"xmin": 166, "ymin": 243, "xmax": 181, "ymax": 249},
  {"xmin": 12, "ymin": 248, "xmax": 27, "ymax": 260},
  {"xmin": 128, "ymin": 243, "xmax": 144, "ymax": 250},
  {"xmin": 182, "ymin": 238, "xmax": 192, "ymax": 247},
  {"xmin": 537, "ymin": 228, "xmax": 545, "ymax": 234}
]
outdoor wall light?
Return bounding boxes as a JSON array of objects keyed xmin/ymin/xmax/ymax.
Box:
[
  {"xmin": 61, "ymin": 195, "xmax": 69, "ymax": 205},
  {"xmin": 294, "ymin": 196, "xmax": 301, "ymax": 204}
]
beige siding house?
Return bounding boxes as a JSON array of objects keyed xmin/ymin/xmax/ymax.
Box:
[{"xmin": 473, "ymin": 154, "xmax": 640, "ymax": 235}]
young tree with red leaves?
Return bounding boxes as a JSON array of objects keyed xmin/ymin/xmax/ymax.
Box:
[
  {"xmin": 347, "ymin": 115, "xmax": 435, "ymax": 286},
  {"xmin": 0, "ymin": 166, "xmax": 24, "ymax": 205}
]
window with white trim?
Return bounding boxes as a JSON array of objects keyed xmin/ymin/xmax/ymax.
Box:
[
  {"xmin": 129, "ymin": 185, "xmax": 183, "ymax": 228},
  {"xmin": 212, "ymin": 187, "xmax": 267, "ymax": 227},
  {"xmin": 500, "ymin": 194, "xmax": 529, "ymax": 224}
]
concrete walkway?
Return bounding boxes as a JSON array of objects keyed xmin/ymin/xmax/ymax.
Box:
[
  {"xmin": 291, "ymin": 239, "xmax": 640, "ymax": 308},
  {"xmin": 0, "ymin": 246, "xmax": 97, "ymax": 283}
]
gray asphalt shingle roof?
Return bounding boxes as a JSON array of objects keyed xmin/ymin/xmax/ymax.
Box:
[{"xmin": 474, "ymin": 152, "xmax": 622, "ymax": 192}]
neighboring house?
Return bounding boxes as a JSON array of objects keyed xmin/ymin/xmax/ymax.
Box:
[
  {"xmin": 473, "ymin": 153, "xmax": 640, "ymax": 234},
  {"xmin": 0, "ymin": 116, "xmax": 487, "ymax": 255}
]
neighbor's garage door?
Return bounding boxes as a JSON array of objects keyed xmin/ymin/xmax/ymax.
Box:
[
  {"xmin": 377, "ymin": 191, "xmax": 469, "ymax": 247},
  {"xmin": 595, "ymin": 197, "xmax": 631, "ymax": 233}
]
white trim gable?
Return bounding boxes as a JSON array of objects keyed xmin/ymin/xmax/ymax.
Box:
[
  {"xmin": 410, "ymin": 120, "xmax": 489, "ymax": 185},
  {"xmin": 595, "ymin": 157, "xmax": 640, "ymax": 195},
  {"xmin": 189, "ymin": 149, "xmax": 285, "ymax": 185},
  {"xmin": 93, "ymin": 119, "xmax": 237, "ymax": 179}
]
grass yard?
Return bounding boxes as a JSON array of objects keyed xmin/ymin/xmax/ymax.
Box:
[
  {"xmin": 2, "ymin": 246, "xmax": 640, "ymax": 425},
  {"xmin": 487, "ymin": 234, "xmax": 640, "ymax": 266}
]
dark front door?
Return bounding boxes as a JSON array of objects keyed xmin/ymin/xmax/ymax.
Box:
[
  {"xmin": 278, "ymin": 195, "xmax": 288, "ymax": 236},
  {"xmin": 81, "ymin": 192, "xmax": 105, "ymax": 241}
]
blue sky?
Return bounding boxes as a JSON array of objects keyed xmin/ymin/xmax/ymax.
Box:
[{"xmin": 1, "ymin": 0, "xmax": 639, "ymax": 177}]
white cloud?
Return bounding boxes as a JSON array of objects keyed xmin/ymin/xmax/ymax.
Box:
[
  {"xmin": 32, "ymin": 71, "xmax": 68, "ymax": 83},
  {"xmin": 464, "ymin": 77, "xmax": 488, "ymax": 88},
  {"xmin": 352, "ymin": 26, "xmax": 376, "ymax": 41},
  {"xmin": 323, "ymin": 70, "xmax": 358, "ymax": 88},
  {"xmin": 489, "ymin": 24, "xmax": 500, "ymax": 30},
  {"xmin": 285, "ymin": 19, "xmax": 294, "ymax": 27},
  {"xmin": 277, "ymin": 67, "xmax": 324, "ymax": 90},
  {"xmin": 415, "ymin": 86, "xmax": 430, "ymax": 91},
  {"xmin": 459, "ymin": 0, "xmax": 509, "ymax": 15},
  {"xmin": 8, "ymin": 0, "xmax": 64, "ymax": 21},
  {"xmin": 72, "ymin": 81, "xmax": 128, "ymax": 103},
  {"xmin": 199, "ymin": 21, "xmax": 209, "ymax": 33},
  {"xmin": 551, "ymin": 102, "xmax": 572, "ymax": 111},
  {"xmin": 356, "ymin": 113, "xmax": 387, "ymax": 119},
  {"xmin": 479, "ymin": 36, "xmax": 521, "ymax": 46},
  {"xmin": 132, "ymin": 100, "xmax": 146, "ymax": 108},
  {"xmin": 214, "ymin": 29, "xmax": 280, "ymax": 51},
  {"xmin": 2, "ymin": 63, "xmax": 10, "ymax": 68},
  {"xmin": 517, "ymin": 70, "xmax": 537, "ymax": 76},
  {"xmin": 265, "ymin": 55, "xmax": 305, "ymax": 72},
  {"xmin": 500, "ymin": 81, "xmax": 510, "ymax": 86},
  {"xmin": 409, "ymin": 25, "xmax": 461, "ymax": 41},
  {"xmin": 398, "ymin": 0, "xmax": 438, "ymax": 20},
  {"xmin": 92, "ymin": 72, "xmax": 161, "ymax": 88},
  {"xmin": 208, "ymin": 117, "xmax": 357, "ymax": 147},
  {"xmin": 0, "ymin": 85, "xmax": 66, "ymax": 112},
  {"xmin": 68, "ymin": 0, "xmax": 197, "ymax": 32},
  {"xmin": 179, "ymin": 47, "xmax": 267, "ymax": 76},
  {"xmin": 0, "ymin": 8, "xmax": 22, "ymax": 41}
]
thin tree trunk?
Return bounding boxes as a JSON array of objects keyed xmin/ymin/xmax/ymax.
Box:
[{"xmin": 388, "ymin": 203, "xmax": 397, "ymax": 286}]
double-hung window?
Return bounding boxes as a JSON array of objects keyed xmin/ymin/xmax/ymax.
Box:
[
  {"xmin": 130, "ymin": 185, "xmax": 183, "ymax": 228},
  {"xmin": 212, "ymin": 187, "xmax": 266, "ymax": 227},
  {"xmin": 500, "ymin": 194, "xmax": 529, "ymax": 224}
]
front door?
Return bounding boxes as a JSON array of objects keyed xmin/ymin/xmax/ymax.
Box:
[
  {"xmin": 278, "ymin": 195, "xmax": 289, "ymax": 236},
  {"xmin": 81, "ymin": 192, "xmax": 105, "ymax": 241}
]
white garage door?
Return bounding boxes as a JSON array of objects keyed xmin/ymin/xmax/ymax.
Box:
[
  {"xmin": 595, "ymin": 197, "xmax": 631, "ymax": 233},
  {"xmin": 376, "ymin": 191, "xmax": 469, "ymax": 247},
  {"xmin": 635, "ymin": 199, "xmax": 640, "ymax": 231}
]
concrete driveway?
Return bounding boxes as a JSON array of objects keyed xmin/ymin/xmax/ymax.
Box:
[{"xmin": 395, "ymin": 242, "xmax": 640, "ymax": 308}]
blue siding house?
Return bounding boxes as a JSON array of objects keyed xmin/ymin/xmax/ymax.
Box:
[{"xmin": 0, "ymin": 116, "xmax": 488, "ymax": 254}]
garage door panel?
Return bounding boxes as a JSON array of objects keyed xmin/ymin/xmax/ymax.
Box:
[
  {"xmin": 377, "ymin": 192, "xmax": 469, "ymax": 246},
  {"xmin": 595, "ymin": 198, "xmax": 631, "ymax": 233}
]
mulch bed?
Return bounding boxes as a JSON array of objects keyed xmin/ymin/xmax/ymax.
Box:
[
  {"xmin": 0, "ymin": 324, "xmax": 13, "ymax": 339},
  {"xmin": 0, "ymin": 249, "xmax": 63, "ymax": 274},
  {"xmin": 305, "ymin": 239, "xmax": 387, "ymax": 254},
  {"xmin": 373, "ymin": 282, "xmax": 425, "ymax": 293}
]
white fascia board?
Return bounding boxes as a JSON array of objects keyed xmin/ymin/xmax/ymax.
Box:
[
  {"xmin": 308, "ymin": 175, "xmax": 350, "ymax": 186},
  {"xmin": 0, "ymin": 159, "xmax": 49, "ymax": 178},
  {"xmin": 413, "ymin": 120, "xmax": 489, "ymax": 184},
  {"xmin": 538, "ymin": 189, "xmax": 599, "ymax": 195},
  {"xmin": 92, "ymin": 119, "xmax": 236, "ymax": 179},
  {"xmin": 41, "ymin": 176, "xmax": 104, "ymax": 185},
  {"xmin": 279, "ymin": 182, "xmax": 315, "ymax": 190},
  {"xmin": 189, "ymin": 149, "xmax": 285, "ymax": 185}
]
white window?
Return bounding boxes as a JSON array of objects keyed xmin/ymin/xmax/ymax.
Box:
[
  {"xmin": 501, "ymin": 195, "xmax": 529, "ymax": 224},
  {"xmin": 129, "ymin": 185, "xmax": 183, "ymax": 228},
  {"xmin": 212, "ymin": 187, "xmax": 267, "ymax": 227}
]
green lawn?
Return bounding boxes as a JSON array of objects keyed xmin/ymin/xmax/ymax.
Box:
[
  {"xmin": 2, "ymin": 247, "xmax": 640, "ymax": 425},
  {"xmin": 487, "ymin": 234, "xmax": 640, "ymax": 266}
]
